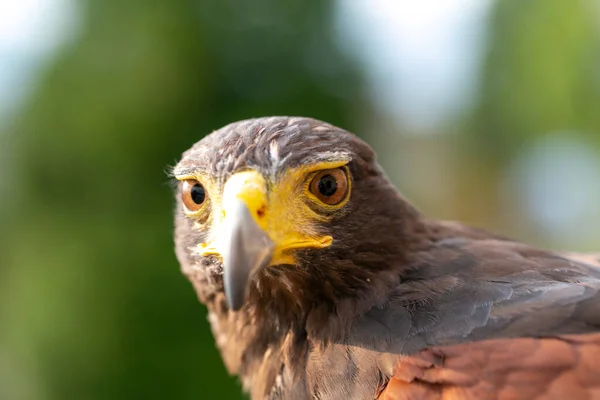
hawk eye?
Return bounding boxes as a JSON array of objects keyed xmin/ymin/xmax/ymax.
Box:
[
  {"xmin": 309, "ymin": 168, "xmax": 349, "ymax": 205},
  {"xmin": 182, "ymin": 179, "xmax": 206, "ymax": 212}
]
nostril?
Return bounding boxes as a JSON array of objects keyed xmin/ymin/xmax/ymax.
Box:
[{"xmin": 256, "ymin": 205, "xmax": 266, "ymax": 219}]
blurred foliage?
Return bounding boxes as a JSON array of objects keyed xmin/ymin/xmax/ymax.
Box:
[
  {"xmin": 467, "ymin": 0, "xmax": 600, "ymax": 163},
  {"xmin": 451, "ymin": 0, "xmax": 600, "ymax": 233},
  {"xmin": 0, "ymin": 0, "xmax": 365, "ymax": 399},
  {"xmin": 2, "ymin": 0, "xmax": 600, "ymax": 399}
]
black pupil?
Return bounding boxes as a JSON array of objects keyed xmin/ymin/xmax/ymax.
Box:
[
  {"xmin": 190, "ymin": 184, "xmax": 205, "ymax": 204},
  {"xmin": 318, "ymin": 175, "xmax": 338, "ymax": 197}
]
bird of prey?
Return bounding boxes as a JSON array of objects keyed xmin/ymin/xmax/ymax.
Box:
[{"xmin": 172, "ymin": 117, "xmax": 600, "ymax": 400}]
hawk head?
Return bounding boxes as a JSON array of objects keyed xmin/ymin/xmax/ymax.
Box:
[{"xmin": 172, "ymin": 117, "xmax": 423, "ymax": 329}]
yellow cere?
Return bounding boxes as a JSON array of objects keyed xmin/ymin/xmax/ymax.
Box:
[{"xmin": 177, "ymin": 160, "xmax": 351, "ymax": 267}]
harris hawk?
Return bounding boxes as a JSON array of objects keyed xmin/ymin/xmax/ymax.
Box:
[{"xmin": 171, "ymin": 117, "xmax": 600, "ymax": 400}]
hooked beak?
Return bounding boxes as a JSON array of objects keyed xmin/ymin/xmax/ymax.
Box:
[{"xmin": 217, "ymin": 199, "xmax": 274, "ymax": 310}]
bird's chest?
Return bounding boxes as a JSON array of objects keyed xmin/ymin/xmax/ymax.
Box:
[
  {"xmin": 304, "ymin": 344, "xmax": 397, "ymax": 400},
  {"xmin": 251, "ymin": 343, "xmax": 395, "ymax": 400},
  {"xmin": 206, "ymin": 310, "xmax": 303, "ymax": 397},
  {"xmin": 207, "ymin": 310, "xmax": 396, "ymax": 399}
]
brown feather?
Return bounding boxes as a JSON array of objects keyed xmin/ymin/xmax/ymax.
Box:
[{"xmin": 172, "ymin": 117, "xmax": 600, "ymax": 399}]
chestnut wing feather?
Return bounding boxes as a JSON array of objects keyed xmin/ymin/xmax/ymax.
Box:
[{"xmin": 378, "ymin": 332, "xmax": 600, "ymax": 400}]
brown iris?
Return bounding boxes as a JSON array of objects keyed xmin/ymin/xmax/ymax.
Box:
[
  {"xmin": 309, "ymin": 168, "xmax": 349, "ymax": 205},
  {"xmin": 182, "ymin": 179, "xmax": 206, "ymax": 211}
]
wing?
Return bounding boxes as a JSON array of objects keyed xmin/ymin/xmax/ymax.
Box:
[
  {"xmin": 377, "ymin": 332, "xmax": 600, "ymax": 400},
  {"xmin": 346, "ymin": 238, "xmax": 600, "ymax": 355}
]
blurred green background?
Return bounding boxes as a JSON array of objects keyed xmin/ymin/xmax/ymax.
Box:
[{"xmin": 1, "ymin": 0, "xmax": 599, "ymax": 399}]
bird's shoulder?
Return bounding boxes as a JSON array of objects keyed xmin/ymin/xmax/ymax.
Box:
[
  {"xmin": 345, "ymin": 220, "xmax": 600, "ymax": 354},
  {"xmin": 359, "ymin": 223, "xmax": 600, "ymax": 399}
]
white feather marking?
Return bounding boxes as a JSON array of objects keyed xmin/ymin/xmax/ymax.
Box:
[
  {"xmin": 216, "ymin": 334, "xmax": 228, "ymax": 347},
  {"xmin": 207, "ymin": 311, "xmax": 219, "ymax": 326},
  {"xmin": 287, "ymin": 117, "xmax": 301, "ymax": 126},
  {"xmin": 314, "ymin": 151, "xmax": 351, "ymax": 162},
  {"xmin": 313, "ymin": 125, "xmax": 330, "ymax": 132},
  {"xmin": 269, "ymin": 140, "xmax": 280, "ymax": 163},
  {"xmin": 269, "ymin": 139, "xmax": 292, "ymax": 174}
]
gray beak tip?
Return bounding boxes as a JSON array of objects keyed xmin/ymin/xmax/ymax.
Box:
[
  {"xmin": 226, "ymin": 291, "xmax": 246, "ymax": 311},
  {"xmin": 221, "ymin": 201, "xmax": 275, "ymax": 311}
]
